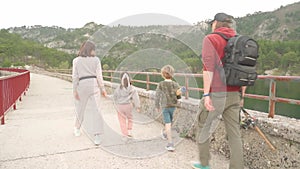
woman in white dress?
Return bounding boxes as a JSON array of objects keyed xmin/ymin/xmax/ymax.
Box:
[{"xmin": 72, "ymin": 41, "xmax": 107, "ymax": 145}]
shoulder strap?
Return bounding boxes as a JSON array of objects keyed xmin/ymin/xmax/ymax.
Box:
[
  {"xmin": 211, "ymin": 32, "xmax": 229, "ymax": 41},
  {"xmin": 209, "ymin": 32, "xmax": 228, "ymax": 66}
]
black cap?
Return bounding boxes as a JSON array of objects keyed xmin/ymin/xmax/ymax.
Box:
[{"xmin": 209, "ymin": 13, "xmax": 233, "ymax": 24}]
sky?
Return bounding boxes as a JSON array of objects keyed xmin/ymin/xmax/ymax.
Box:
[{"xmin": 1, "ymin": 0, "xmax": 299, "ymax": 29}]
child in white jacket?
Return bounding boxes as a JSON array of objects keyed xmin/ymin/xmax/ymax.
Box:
[{"xmin": 113, "ymin": 72, "xmax": 140, "ymax": 141}]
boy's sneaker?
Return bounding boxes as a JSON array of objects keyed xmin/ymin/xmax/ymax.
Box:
[
  {"xmin": 73, "ymin": 127, "xmax": 81, "ymax": 137},
  {"xmin": 161, "ymin": 129, "xmax": 167, "ymax": 140},
  {"xmin": 190, "ymin": 161, "xmax": 210, "ymax": 169},
  {"xmin": 165, "ymin": 143, "xmax": 175, "ymax": 151},
  {"xmin": 94, "ymin": 134, "xmax": 101, "ymax": 145}
]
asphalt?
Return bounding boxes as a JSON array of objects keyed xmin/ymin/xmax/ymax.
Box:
[{"xmin": 0, "ymin": 73, "xmax": 230, "ymax": 169}]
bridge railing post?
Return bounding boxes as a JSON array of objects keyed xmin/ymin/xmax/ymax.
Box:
[
  {"xmin": 0, "ymin": 81, "xmax": 4, "ymax": 125},
  {"xmin": 268, "ymin": 79, "xmax": 276, "ymax": 118},
  {"xmin": 184, "ymin": 75, "xmax": 189, "ymax": 99},
  {"xmin": 110, "ymin": 71, "xmax": 113, "ymax": 82},
  {"xmin": 146, "ymin": 73, "xmax": 150, "ymax": 91}
]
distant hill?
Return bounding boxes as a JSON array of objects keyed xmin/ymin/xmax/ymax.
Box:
[
  {"xmin": 5, "ymin": 2, "xmax": 300, "ymax": 54},
  {"xmin": 7, "ymin": 22, "xmax": 104, "ymax": 55},
  {"xmin": 235, "ymin": 1, "xmax": 300, "ymax": 40}
]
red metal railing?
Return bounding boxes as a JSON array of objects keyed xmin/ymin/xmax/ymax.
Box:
[
  {"xmin": 247, "ymin": 75, "xmax": 300, "ymax": 118},
  {"xmin": 0, "ymin": 68, "xmax": 30, "ymax": 125},
  {"xmin": 49, "ymin": 69, "xmax": 300, "ymax": 118},
  {"xmin": 102, "ymin": 70, "xmax": 300, "ymax": 118}
]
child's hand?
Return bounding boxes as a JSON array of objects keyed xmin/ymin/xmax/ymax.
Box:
[
  {"xmin": 176, "ymin": 88, "xmax": 182, "ymax": 96},
  {"xmin": 136, "ymin": 108, "xmax": 141, "ymax": 113},
  {"xmin": 102, "ymin": 90, "xmax": 107, "ymax": 97},
  {"xmin": 156, "ymin": 108, "xmax": 161, "ymax": 113}
]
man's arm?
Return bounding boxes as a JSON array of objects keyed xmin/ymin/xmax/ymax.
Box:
[
  {"xmin": 241, "ymin": 86, "xmax": 247, "ymax": 98},
  {"xmin": 203, "ymin": 71, "xmax": 215, "ymax": 111},
  {"xmin": 203, "ymin": 71, "xmax": 213, "ymax": 95},
  {"xmin": 240, "ymin": 86, "xmax": 247, "ymax": 107}
]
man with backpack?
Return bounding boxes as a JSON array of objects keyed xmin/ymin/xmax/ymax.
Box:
[{"xmin": 191, "ymin": 13, "xmax": 248, "ymax": 169}]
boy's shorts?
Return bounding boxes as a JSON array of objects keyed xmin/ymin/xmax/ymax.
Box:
[{"xmin": 163, "ymin": 107, "xmax": 176, "ymax": 123}]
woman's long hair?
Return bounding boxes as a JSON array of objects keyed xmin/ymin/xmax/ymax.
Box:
[{"xmin": 77, "ymin": 41, "xmax": 96, "ymax": 57}]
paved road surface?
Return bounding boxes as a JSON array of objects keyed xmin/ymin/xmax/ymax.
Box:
[{"xmin": 0, "ymin": 73, "xmax": 230, "ymax": 169}]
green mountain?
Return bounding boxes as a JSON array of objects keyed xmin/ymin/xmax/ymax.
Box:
[{"xmin": 0, "ymin": 29, "xmax": 73, "ymax": 68}]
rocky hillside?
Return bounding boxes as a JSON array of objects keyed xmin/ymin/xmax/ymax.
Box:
[
  {"xmin": 236, "ymin": 1, "xmax": 300, "ymax": 40},
  {"xmin": 7, "ymin": 22, "xmax": 104, "ymax": 54},
  {"xmin": 5, "ymin": 2, "xmax": 300, "ymax": 54}
]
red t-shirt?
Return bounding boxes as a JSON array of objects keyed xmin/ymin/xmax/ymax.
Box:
[{"xmin": 202, "ymin": 27, "xmax": 240, "ymax": 92}]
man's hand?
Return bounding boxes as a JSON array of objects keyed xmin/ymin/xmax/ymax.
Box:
[
  {"xmin": 74, "ymin": 91, "xmax": 80, "ymax": 100},
  {"xmin": 204, "ymin": 96, "xmax": 215, "ymax": 112},
  {"xmin": 240, "ymin": 98, "xmax": 244, "ymax": 107}
]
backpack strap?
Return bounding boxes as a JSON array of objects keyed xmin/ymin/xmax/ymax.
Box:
[
  {"xmin": 211, "ymin": 32, "xmax": 230, "ymax": 41},
  {"xmin": 210, "ymin": 32, "xmax": 230, "ymax": 67}
]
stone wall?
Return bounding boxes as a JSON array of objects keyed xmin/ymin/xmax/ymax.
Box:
[
  {"xmin": 209, "ymin": 111, "xmax": 300, "ymax": 169},
  {"xmin": 108, "ymin": 82, "xmax": 300, "ymax": 169},
  {"xmin": 104, "ymin": 81, "xmax": 300, "ymax": 168}
]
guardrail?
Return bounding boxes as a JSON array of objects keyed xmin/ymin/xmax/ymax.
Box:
[
  {"xmin": 48, "ymin": 69, "xmax": 300, "ymax": 118},
  {"xmin": 0, "ymin": 68, "xmax": 30, "ymax": 125}
]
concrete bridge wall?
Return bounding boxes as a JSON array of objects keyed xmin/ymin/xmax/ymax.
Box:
[{"xmin": 0, "ymin": 70, "xmax": 16, "ymax": 77}]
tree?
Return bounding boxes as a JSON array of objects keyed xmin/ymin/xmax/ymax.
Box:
[
  {"xmin": 280, "ymin": 51, "xmax": 298, "ymax": 73},
  {"xmin": 2, "ymin": 58, "xmax": 11, "ymax": 67},
  {"xmin": 183, "ymin": 58, "xmax": 201, "ymax": 73},
  {"xmin": 264, "ymin": 50, "xmax": 280, "ymax": 70},
  {"xmin": 58, "ymin": 61, "xmax": 70, "ymax": 69}
]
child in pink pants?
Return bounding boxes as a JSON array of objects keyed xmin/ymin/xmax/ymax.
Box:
[{"xmin": 113, "ymin": 72, "xmax": 140, "ymax": 141}]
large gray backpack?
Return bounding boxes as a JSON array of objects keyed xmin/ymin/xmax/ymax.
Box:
[{"xmin": 213, "ymin": 32, "xmax": 259, "ymax": 86}]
